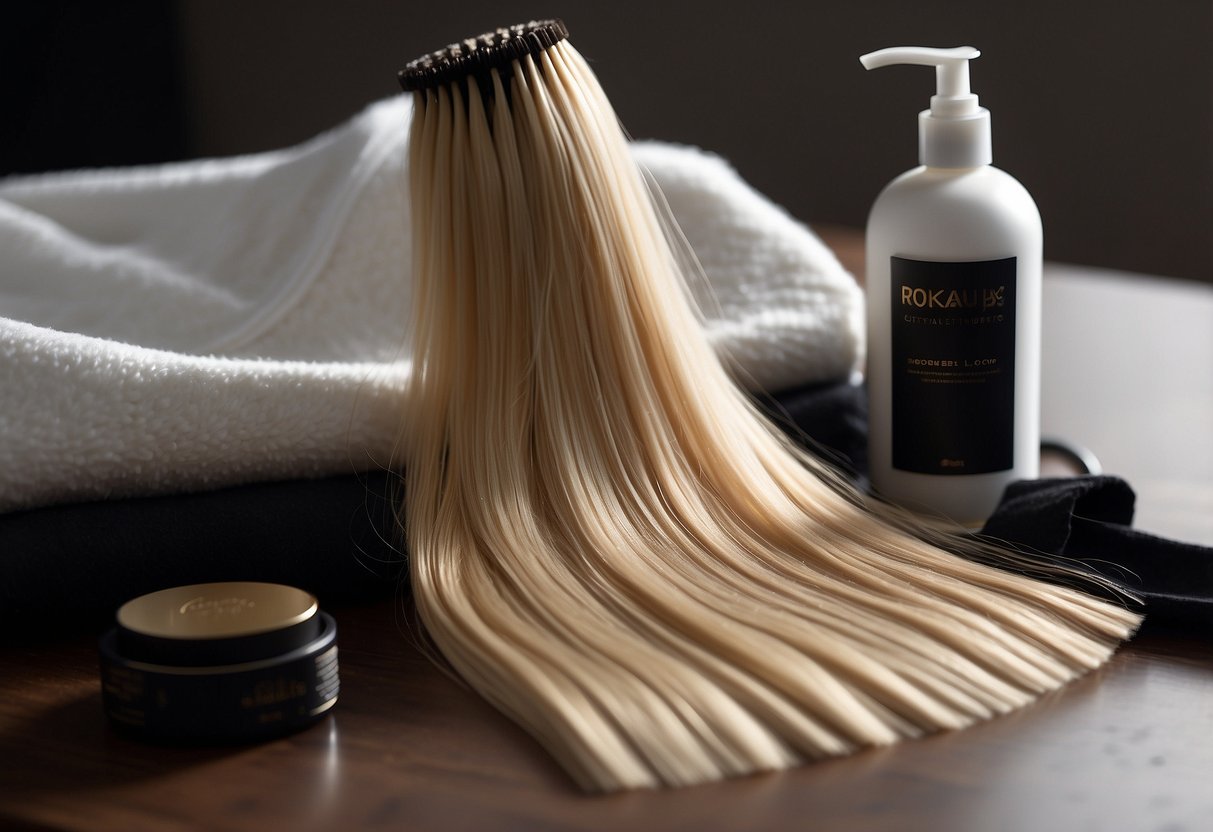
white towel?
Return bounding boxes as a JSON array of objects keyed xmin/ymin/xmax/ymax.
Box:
[{"xmin": 0, "ymin": 96, "xmax": 862, "ymax": 513}]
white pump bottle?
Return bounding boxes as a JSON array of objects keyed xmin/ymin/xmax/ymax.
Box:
[{"xmin": 861, "ymin": 46, "xmax": 1041, "ymax": 525}]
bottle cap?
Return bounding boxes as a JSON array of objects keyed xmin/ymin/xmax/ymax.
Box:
[{"xmin": 860, "ymin": 46, "xmax": 992, "ymax": 169}]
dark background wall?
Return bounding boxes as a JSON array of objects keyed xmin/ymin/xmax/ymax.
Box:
[{"xmin": 5, "ymin": 1, "xmax": 1211, "ymax": 283}]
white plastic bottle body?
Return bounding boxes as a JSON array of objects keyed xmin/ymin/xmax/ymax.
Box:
[{"xmin": 866, "ymin": 165, "xmax": 1042, "ymax": 524}]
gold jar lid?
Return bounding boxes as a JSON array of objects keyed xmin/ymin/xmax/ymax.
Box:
[{"xmin": 117, "ymin": 582, "xmax": 318, "ymax": 640}]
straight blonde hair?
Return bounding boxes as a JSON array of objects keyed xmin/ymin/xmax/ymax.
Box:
[{"xmin": 399, "ymin": 23, "xmax": 1139, "ymax": 791}]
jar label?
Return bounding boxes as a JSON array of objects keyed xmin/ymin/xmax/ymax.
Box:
[{"xmin": 890, "ymin": 256, "xmax": 1016, "ymax": 475}]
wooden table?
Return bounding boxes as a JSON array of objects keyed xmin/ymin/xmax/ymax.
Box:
[{"xmin": 3, "ymin": 228, "xmax": 1211, "ymax": 831}]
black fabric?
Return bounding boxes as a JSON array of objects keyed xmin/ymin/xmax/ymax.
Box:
[
  {"xmin": 2, "ymin": 380, "xmax": 1209, "ymax": 634},
  {"xmin": 982, "ymin": 477, "xmax": 1213, "ymax": 632},
  {"xmin": 0, "ymin": 473, "xmax": 405, "ymax": 632}
]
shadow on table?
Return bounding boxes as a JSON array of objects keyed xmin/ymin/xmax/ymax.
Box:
[{"xmin": 0, "ymin": 688, "xmax": 249, "ymax": 796}]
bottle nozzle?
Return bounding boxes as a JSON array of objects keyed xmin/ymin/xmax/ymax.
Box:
[
  {"xmin": 859, "ymin": 45, "xmax": 992, "ymax": 168},
  {"xmin": 860, "ymin": 46, "xmax": 979, "ymax": 99}
]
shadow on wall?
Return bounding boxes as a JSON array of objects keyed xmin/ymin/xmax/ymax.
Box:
[{"xmin": 6, "ymin": 1, "xmax": 1211, "ymax": 283}]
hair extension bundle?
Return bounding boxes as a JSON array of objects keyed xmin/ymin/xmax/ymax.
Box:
[{"xmin": 397, "ymin": 20, "xmax": 1139, "ymax": 791}]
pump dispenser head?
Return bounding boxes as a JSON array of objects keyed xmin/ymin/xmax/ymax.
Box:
[{"xmin": 861, "ymin": 46, "xmax": 992, "ymax": 169}]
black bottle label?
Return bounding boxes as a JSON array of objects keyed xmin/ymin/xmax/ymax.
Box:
[{"xmin": 890, "ymin": 256, "xmax": 1016, "ymax": 475}]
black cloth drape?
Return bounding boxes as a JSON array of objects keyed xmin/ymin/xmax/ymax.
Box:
[{"xmin": 3, "ymin": 381, "xmax": 1207, "ymax": 633}]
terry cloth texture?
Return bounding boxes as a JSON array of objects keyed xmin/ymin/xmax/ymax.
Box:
[{"xmin": 0, "ymin": 96, "xmax": 863, "ymax": 515}]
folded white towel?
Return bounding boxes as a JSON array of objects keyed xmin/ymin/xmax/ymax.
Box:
[{"xmin": 0, "ymin": 96, "xmax": 862, "ymax": 513}]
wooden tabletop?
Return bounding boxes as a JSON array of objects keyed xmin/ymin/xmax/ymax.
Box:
[
  {"xmin": 4, "ymin": 602, "xmax": 1213, "ymax": 832},
  {"xmin": 3, "ymin": 227, "xmax": 1211, "ymax": 831}
]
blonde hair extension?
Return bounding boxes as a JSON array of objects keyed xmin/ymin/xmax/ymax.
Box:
[{"xmin": 397, "ymin": 21, "xmax": 1139, "ymax": 791}]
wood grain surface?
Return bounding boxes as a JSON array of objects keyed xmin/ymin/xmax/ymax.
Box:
[{"xmin": 3, "ymin": 601, "xmax": 1212, "ymax": 832}]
